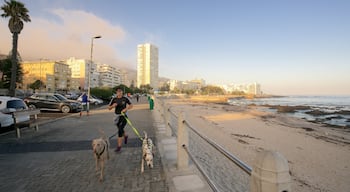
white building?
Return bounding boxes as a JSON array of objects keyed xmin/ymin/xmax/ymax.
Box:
[
  {"xmin": 120, "ymin": 69, "xmax": 130, "ymax": 87},
  {"xmin": 222, "ymin": 82, "xmax": 262, "ymax": 95},
  {"xmin": 97, "ymin": 64, "xmax": 121, "ymax": 87},
  {"xmin": 169, "ymin": 79, "xmax": 181, "ymax": 91},
  {"xmin": 247, "ymin": 82, "xmax": 261, "ymax": 95},
  {"xmin": 66, "ymin": 57, "xmax": 99, "ymax": 91},
  {"xmin": 137, "ymin": 43, "xmax": 159, "ymax": 90}
]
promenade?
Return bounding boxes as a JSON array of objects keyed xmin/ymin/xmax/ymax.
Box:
[{"xmin": 0, "ymin": 100, "xmax": 168, "ymax": 192}]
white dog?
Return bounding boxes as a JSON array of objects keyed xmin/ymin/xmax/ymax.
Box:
[
  {"xmin": 92, "ymin": 130, "xmax": 110, "ymax": 182},
  {"xmin": 141, "ymin": 131, "xmax": 154, "ymax": 173}
]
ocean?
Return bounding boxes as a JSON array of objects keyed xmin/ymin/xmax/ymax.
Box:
[{"xmin": 227, "ymin": 95, "xmax": 350, "ymax": 127}]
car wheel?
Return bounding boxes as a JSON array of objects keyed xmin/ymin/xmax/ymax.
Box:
[
  {"xmin": 28, "ymin": 104, "xmax": 36, "ymax": 109},
  {"xmin": 61, "ymin": 105, "xmax": 71, "ymax": 113}
]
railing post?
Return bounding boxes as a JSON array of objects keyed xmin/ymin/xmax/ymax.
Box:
[
  {"xmin": 250, "ymin": 150, "xmax": 291, "ymax": 192},
  {"xmin": 177, "ymin": 112, "xmax": 189, "ymax": 170},
  {"xmin": 34, "ymin": 113, "xmax": 39, "ymax": 131},
  {"xmin": 12, "ymin": 113, "xmax": 20, "ymax": 138},
  {"xmin": 165, "ymin": 104, "xmax": 172, "ymax": 137}
]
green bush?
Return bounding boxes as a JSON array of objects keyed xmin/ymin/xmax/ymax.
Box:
[{"xmin": 91, "ymin": 87, "xmax": 113, "ymax": 101}]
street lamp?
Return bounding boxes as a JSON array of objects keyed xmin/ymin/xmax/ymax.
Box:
[{"xmin": 87, "ymin": 35, "xmax": 101, "ymax": 112}]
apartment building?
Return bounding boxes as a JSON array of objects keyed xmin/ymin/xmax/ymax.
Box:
[
  {"xmin": 137, "ymin": 43, "xmax": 159, "ymax": 90},
  {"xmin": 66, "ymin": 57, "xmax": 100, "ymax": 91},
  {"xmin": 97, "ymin": 63, "xmax": 121, "ymax": 87},
  {"xmin": 22, "ymin": 60, "xmax": 73, "ymax": 92},
  {"xmin": 223, "ymin": 82, "xmax": 262, "ymax": 95}
]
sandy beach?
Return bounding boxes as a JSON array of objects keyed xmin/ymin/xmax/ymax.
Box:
[{"xmin": 161, "ymin": 97, "xmax": 350, "ymax": 192}]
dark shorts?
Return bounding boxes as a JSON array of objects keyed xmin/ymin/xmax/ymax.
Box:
[{"xmin": 114, "ymin": 115, "xmax": 127, "ymax": 137}]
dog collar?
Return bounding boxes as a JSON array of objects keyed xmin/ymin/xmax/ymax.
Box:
[{"xmin": 96, "ymin": 145, "xmax": 105, "ymax": 159}]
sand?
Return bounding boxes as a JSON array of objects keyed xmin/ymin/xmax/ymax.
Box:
[{"xmin": 161, "ymin": 98, "xmax": 350, "ymax": 192}]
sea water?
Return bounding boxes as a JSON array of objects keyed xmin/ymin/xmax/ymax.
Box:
[{"xmin": 228, "ymin": 95, "xmax": 350, "ymax": 127}]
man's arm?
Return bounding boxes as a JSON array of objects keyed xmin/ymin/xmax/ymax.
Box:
[{"xmin": 108, "ymin": 98, "xmax": 117, "ymax": 110}]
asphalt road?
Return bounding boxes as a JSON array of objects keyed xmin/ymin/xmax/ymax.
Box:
[{"xmin": 0, "ymin": 104, "xmax": 103, "ymax": 134}]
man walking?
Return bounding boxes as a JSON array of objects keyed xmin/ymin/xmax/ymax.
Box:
[
  {"xmin": 108, "ymin": 87, "xmax": 133, "ymax": 152},
  {"xmin": 80, "ymin": 92, "xmax": 89, "ymax": 116}
]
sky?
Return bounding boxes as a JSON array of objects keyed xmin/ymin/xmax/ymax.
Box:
[{"xmin": 1, "ymin": 0, "xmax": 349, "ymax": 96}]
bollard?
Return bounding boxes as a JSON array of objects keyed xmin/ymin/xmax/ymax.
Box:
[
  {"xmin": 250, "ymin": 150, "xmax": 291, "ymax": 192},
  {"xmin": 177, "ymin": 112, "xmax": 189, "ymax": 170},
  {"xmin": 149, "ymin": 98, "xmax": 154, "ymax": 110}
]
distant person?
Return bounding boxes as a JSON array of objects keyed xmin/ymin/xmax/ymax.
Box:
[
  {"xmin": 136, "ymin": 94, "xmax": 140, "ymax": 102},
  {"xmin": 80, "ymin": 92, "xmax": 89, "ymax": 116},
  {"xmin": 108, "ymin": 87, "xmax": 133, "ymax": 152}
]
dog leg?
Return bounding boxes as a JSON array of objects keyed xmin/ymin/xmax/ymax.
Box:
[
  {"xmin": 141, "ymin": 156, "xmax": 144, "ymax": 173},
  {"xmin": 95, "ymin": 156, "xmax": 99, "ymax": 171},
  {"xmin": 99, "ymin": 160, "xmax": 104, "ymax": 182}
]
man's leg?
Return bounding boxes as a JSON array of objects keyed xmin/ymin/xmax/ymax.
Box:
[
  {"xmin": 115, "ymin": 117, "xmax": 125, "ymax": 152},
  {"xmin": 121, "ymin": 116, "xmax": 128, "ymax": 144}
]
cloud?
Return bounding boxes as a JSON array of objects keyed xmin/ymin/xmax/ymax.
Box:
[{"xmin": 0, "ymin": 8, "xmax": 130, "ymax": 68}]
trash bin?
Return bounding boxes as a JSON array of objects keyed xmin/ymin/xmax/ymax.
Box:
[{"xmin": 149, "ymin": 99, "xmax": 154, "ymax": 110}]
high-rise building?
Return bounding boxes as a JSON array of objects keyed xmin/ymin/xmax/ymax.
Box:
[{"xmin": 137, "ymin": 43, "xmax": 159, "ymax": 90}]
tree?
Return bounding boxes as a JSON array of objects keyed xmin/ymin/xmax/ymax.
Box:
[
  {"xmin": 140, "ymin": 84, "xmax": 153, "ymax": 94},
  {"xmin": 159, "ymin": 82, "xmax": 170, "ymax": 92},
  {"xmin": 201, "ymin": 85, "xmax": 225, "ymax": 95},
  {"xmin": 28, "ymin": 79, "xmax": 44, "ymax": 93},
  {"xmin": 1, "ymin": 0, "xmax": 31, "ymax": 96},
  {"xmin": 0, "ymin": 57, "xmax": 23, "ymax": 89}
]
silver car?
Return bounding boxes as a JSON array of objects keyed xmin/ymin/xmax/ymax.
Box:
[{"xmin": 0, "ymin": 96, "xmax": 30, "ymax": 128}]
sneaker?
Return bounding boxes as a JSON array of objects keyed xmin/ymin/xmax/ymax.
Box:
[
  {"xmin": 115, "ymin": 146, "xmax": 121, "ymax": 152},
  {"xmin": 124, "ymin": 135, "xmax": 128, "ymax": 144}
]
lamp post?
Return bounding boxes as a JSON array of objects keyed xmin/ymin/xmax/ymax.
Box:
[{"xmin": 87, "ymin": 35, "xmax": 101, "ymax": 112}]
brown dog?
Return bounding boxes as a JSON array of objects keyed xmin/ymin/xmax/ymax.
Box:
[{"xmin": 92, "ymin": 131, "xmax": 110, "ymax": 182}]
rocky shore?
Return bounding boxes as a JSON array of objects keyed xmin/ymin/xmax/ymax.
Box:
[{"xmin": 258, "ymin": 105, "xmax": 350, "ymax": 129}]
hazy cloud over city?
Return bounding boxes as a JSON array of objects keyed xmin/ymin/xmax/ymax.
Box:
[
  {"xmin": 1, "ymin": 0, "xmax": 349, "ymax": 95},
  {"xmin": 0, "ymin": 8, "xmax": 130, "ymax": 68}
]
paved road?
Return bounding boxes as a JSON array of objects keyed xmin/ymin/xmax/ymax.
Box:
[{"xmin": 0, "ymin": 100, "xmax": 168, "ymax": 192}]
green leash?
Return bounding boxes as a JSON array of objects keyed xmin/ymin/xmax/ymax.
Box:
[{"xmin": 121, "ymin": 112, "xmax": 143, "ymax": 141}]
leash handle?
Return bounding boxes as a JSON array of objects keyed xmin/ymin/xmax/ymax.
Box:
[{"xmin": 121, "ymin": 112, "xmax": 143, "ymax": 141}]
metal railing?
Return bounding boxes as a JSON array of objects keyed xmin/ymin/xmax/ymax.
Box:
[
  {"xmin": 154, "ymin": 96, "xmax": 291, "ymax": 192},
  {"xmin": 183, "ymin": 120, "xmax": 252, "ymax": 175},
  {"xmin": 156, "ymin": 97, "xmax": 251, "ymax": 191}
]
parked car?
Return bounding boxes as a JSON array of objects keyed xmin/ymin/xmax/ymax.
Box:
[
  {"xmin": 64, "ymin": 92, "xmax": 80, "ymax": 100},
  {"xmin": 24, "ymin": 93, "xmax": 82, "ymax": 113},
  {"xmin": 0, "ymin": 96, "xmax": 30, "ymax": 129},
  {"xmin": 77, "ymin": 94, "xmax": 104, "ymax": 105}
]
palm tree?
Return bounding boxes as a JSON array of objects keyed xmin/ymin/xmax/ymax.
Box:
[{"xmin": 1, "ymin": 0, "xmax": 30, "ymax": 96}]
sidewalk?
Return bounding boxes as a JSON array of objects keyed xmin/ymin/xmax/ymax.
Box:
[{"xmin": 0, "ymin": 100, "xmax": 168, "ymax": 192}]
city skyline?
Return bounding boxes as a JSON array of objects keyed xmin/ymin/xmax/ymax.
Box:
[{"xmin": 0, "ymin": 0, "xmax": 349, "ymax": 96}]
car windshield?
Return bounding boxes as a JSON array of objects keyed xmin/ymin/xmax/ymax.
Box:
[
  {"xmin": 54, "ymin": 94, "xmax": 68, "ymax": 101},
  {"xmin": 7, "ymin": 100, "xmax": 27, "ymax": 110}
]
